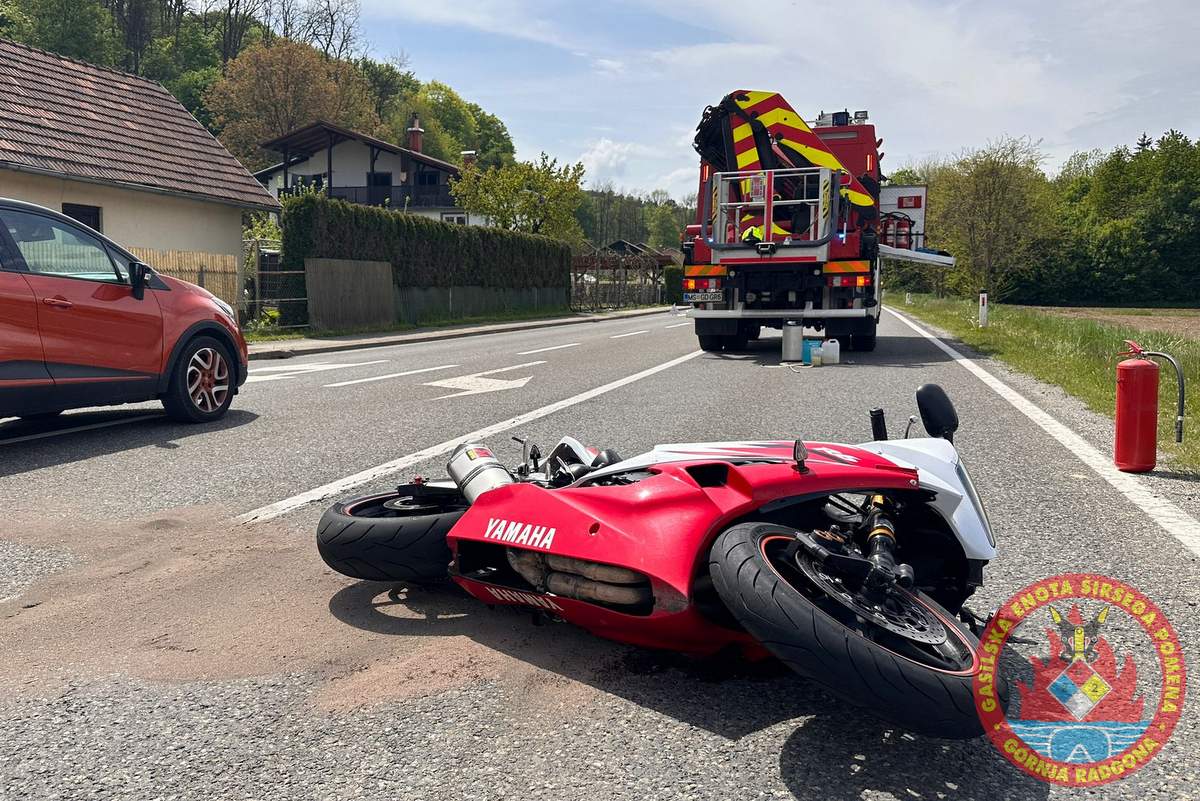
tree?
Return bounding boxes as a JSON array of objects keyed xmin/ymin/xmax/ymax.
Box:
[
  {"xmin": 451, "ymin": 154, "xmax": 586, "ymax": 242},
  {"xmin": 21, "ymin": 0, "xmax": 120, "ymax": 65},
  {"xmin": 204, "ymin": 38, "xmax": 379, "ymax": 168},
  {"xmin": 467, "ymin": 103, "xmax": 515, "ymax": 169},
  {"xmin": 101, "ymin": 0, "xmax": 156, "ymax": 73},
  {"xmin": 922, "ymin": 137, "xmax": 1052, "ymax": 299},
  {"xmin": 261, "ymin": 0, "xmax": 305, "ymax": 40},
  {"xmin": 301, "ymin": 0, "xmax": 358, "ymax": 60},
  {"xmin": 0, "ymin": 0, "xmax": 31, "ymax": 40},
  {"xmin": 647, "ymin": 201, "xmax": 681, "ymax": 249},
  {"xmin": 209, "ymin": 0, "xmax": 266, "ymax": 66},
  {"xmin": 358, "ymin": 54, "xmax": 418, "ymax": 119},
  {"xmin": 417, "ymin": 81, "xmax": 478, "ymax": 156}
]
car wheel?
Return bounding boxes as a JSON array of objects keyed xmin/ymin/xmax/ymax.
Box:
[{"xmin": 162, "ymin": 336, "xmax": 235, "ymax": 423}]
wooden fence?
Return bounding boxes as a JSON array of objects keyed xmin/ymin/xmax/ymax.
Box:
[
  {"xmin": 128, "ymin": 247, "xmax": 241, "ymax": 309},
  {"xmin": 304, "ymin": 258, "xmax": 394, "ymax": 331}
]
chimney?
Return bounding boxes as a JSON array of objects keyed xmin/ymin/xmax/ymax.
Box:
[
  {"xmin": 461, "ymin": 150, "xmax": 477, "ymax": 168},
  {"xmin": 406, "ymin": 113, "xmax": 424, "ymax": 153}
]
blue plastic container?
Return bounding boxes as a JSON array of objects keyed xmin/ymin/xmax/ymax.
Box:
[{"xmin": 801, "ymin": 338, "xmax": 819, "ymax": 365}]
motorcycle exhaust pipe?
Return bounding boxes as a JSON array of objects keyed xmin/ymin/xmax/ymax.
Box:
[
  {"xmin": 545, "ymin": 554, "xmax": 645, "ymax": 584},
  {"xmin": 545, "ymin": 572, "xmax": 651, "ymax": 606},
  {"xmin": 506, "ymin": 549, "xmax": 652, "ymax": 607},
  {"xmin": 447, "ymin": 443, "xmax": 514, "ymax": 503}
]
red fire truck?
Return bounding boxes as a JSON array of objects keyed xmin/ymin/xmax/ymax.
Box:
[{"xmin": 681, "ymin": 91, "xmax": 952, "ymax": 352}]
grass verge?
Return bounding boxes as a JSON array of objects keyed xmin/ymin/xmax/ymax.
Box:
[{"xmin": 896, "ymin": 295, "xmax": 1199, "ymax": 473}]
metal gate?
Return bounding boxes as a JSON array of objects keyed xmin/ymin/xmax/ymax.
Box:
[{"xmin": 242, "ymin": 238, "xmax": 308, "ymax": 329}]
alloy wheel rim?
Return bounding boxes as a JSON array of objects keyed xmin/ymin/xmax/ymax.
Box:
[{"xmin": 186, "ymin": 348, "xmax": 229, "ymax": 413}]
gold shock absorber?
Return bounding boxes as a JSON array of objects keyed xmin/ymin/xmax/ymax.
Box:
[{"xmin": 868, "ymin": 495, "xmax": 896, "ymax": 541}]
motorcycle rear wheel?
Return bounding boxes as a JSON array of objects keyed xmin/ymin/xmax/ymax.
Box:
[
  {"xmin": 709, "ymin": 521, "xmax": 988, "ymax": 739},
  {"xmin": 317, "ymin": 488, "xmax": 466, "ymax": 582}
]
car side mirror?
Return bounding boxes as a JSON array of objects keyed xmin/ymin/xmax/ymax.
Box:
[
  {"xmin": 916, "ymin": 383, "xmax": 959, "ymax": 442},
  {"xmin": 130, "ymin": 262, "xmax": 151, "ymax": 300}
]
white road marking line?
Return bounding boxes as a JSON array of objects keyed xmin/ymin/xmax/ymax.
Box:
[
  {"xmin": 887, "ymin": 307, "xmax": 1200, "ymax": 557},
  {"xmin": 517, "ymin": 343, "xmax": 580, "ymax": 355},
  {"xmin": 473, "ymin": 361, "xmax": 547, "ymax": 375},
  {"xmin": 425, "ymin": 361, "xmax": 547, "ymax": 400},
  {"xmin": 238, "ymin": 350, "xmax": 703, "ymax": 523},
  {"xmin": 611, "ymin": 330, "xmax": 648, "ymax": 339},
  {"xmin": 0, "ymin": 414, "xmax": 161, "ymax": 445},
  {"xmin": 664, "ymin": 322, "xmax": 690, "ymax": 329},
  {"xmin": 246, "ymin": 360, "xmax": 389, "ymax": 383},
  {"xmin": 324, "ymin": 364, "xmax": 459, "ymax": 388}
]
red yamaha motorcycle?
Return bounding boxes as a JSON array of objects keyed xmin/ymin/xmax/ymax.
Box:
[{"xmin": 317, "ymin": 385, "xmax": 997, "ymax": 738}]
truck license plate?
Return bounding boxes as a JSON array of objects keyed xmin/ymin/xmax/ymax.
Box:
[{"xmin": 684, "ymin": 292, "xmax": 724, "ymax": 302}]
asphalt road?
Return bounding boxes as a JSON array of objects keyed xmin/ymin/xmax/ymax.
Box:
[{"xmin": 1, "ymin": 309, "xmax": 1197, "ymax": 800}]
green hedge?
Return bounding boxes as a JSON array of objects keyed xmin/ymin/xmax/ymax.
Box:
[
  {"xmin": 664, "ymin": 265, "xmax": 683, "ymax": 304},
  {"xmin": 280, "ymin": 194, "xmax": 571, "ymax": 289}
]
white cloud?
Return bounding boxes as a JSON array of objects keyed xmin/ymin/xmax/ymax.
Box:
[
  {"xmin": 364, "ymin": 0, "xmax": 1200, "ymax": 194},
  {"xmin": 578, "ymin": 138, "xmax": 661, "ymax": 185},
  {"xmin": 360, "ymin": 0, "xmax": 582, "ymax": 50},
  {"xmin": 593, "ymin": 58, "xmax": 626, "ymax": 76}
]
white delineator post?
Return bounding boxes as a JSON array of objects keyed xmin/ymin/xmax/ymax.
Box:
[
  {"xmin": 979, "ymin": 290, "xmax": 989, "ymax": 328},
  {"xmin": 905, "ymin": 292, "xmax": 912, "ymax": 305}
]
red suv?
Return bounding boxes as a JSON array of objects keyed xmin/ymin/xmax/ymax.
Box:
[{"xmin": 0, "ymin": 199, "xmax": 248, "ymax": 423}]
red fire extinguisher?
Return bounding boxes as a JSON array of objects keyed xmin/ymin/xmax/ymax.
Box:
[{"xmin": 1115, "ymin": 340, "xmax": 1186, "ymax": 473}]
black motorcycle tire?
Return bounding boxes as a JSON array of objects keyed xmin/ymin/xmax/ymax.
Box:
[
  {"xmin": 317, "ymin": 490, "xmax": 463, "ymax": 581},
  {"xmin": 710, "ymin": 521, "xmax": 987, "ymax": 739}
]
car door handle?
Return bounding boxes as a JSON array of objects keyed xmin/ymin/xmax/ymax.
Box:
[{"xmin": 42, "ymin": 297, "xmax": 73, "ymax": 309}]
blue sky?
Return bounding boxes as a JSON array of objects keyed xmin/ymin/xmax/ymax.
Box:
[{"xmin": 361, "ymin": 0, "xmax": 1200, "ymax": 200}]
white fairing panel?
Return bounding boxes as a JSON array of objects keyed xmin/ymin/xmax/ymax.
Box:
[{"xmin": 858, "ymin": 438, "xmax": 997, "ymax": 561}]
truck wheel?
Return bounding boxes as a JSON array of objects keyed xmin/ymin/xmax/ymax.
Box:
[
  {"xmin": 698, "ymin": 335, "xmax": 724, "ymax": 352},
  {"xmin": 850, "ymin": 333, "xmax": 877, "ymax": 352}
]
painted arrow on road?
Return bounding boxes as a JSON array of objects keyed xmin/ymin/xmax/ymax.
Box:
[{"xmin": 425, "ymin": 361, "xmax": 546, "ymax": 399}]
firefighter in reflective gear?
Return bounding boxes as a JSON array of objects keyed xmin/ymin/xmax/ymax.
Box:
[{"xmin": 740, "ymin": 193, "xmax": 812, "ymax": 244}]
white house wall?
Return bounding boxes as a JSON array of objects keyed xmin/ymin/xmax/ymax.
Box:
[
  {"xmin": 0, "ymin": 169, "xmax": 245, "ymax": 258},
  {"xmin": 263, "ymin": 140, "xmax": 417, "ymax": 193}
]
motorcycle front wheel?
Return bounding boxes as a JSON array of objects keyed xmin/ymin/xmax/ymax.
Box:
[
  {"xmin": 317, "ymin": 486, "xmax": 467, "ymax": 582},
  {"xmin": 709, "ymin": 521, "xmax": 990, "ymax": 739}
]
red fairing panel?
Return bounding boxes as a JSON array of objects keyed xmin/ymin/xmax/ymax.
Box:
[{"xmin": 448, "ymin": 442, "xmax": 917, "ymax": 654}]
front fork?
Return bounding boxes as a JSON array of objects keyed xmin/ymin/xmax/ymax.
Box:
[{"xmin": 862, "ymin": 495, "xmax": 915, "ymax": 600}]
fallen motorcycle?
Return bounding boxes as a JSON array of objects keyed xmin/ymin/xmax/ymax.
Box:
[{"xmin": 317, "ymin": 384, "xmax": 997, "ymax": 738}]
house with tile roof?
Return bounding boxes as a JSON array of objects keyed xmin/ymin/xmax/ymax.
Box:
[
  {"xmin": 0, "ymin": 37, "xmax": 277, "ymax": 266},
  {"xmin": 253, "ymin": 117, "xmax": 483, "ymax": 226}
]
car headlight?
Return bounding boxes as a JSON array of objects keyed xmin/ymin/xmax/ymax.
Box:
[
  {"xmin": 213, "ymin": 298, "xmax": 236, "ymax": 322},
  {"xmin": 955, "ymin": 458, "xmax": 995, "ymax": 546}
]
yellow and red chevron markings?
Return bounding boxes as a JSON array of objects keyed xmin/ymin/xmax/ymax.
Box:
[
  {"xmin": 683, "ymin": 265, "xmax": 727, "ymax": 277},
  {"xmin": 728, "ymin": 90, "xmax": 874, "ymax": 208}
]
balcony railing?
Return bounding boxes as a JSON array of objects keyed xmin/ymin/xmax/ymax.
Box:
[{"xmin": 281, "ymin": 185, "xmax": 457, "ymax": 209}]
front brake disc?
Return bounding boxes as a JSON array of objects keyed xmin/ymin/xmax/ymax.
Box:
[{"xmin": 796, "ymin": 554, "xmax": 948, "ymax": 645}]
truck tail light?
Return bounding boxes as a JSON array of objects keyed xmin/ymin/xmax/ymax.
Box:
[
  {"xmin": 827, "ymin": 275, "xmax": 872, "ymax": 288},
  {"xmin": 683, "ymin": 278, "xmax": 697, "ymax": 291},
  {"xmin": 685, "ymin": 278, "xmax": 722, "ymax": 290}
]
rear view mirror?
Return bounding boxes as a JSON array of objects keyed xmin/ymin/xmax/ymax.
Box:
[
  {"xmin": 916, "ymin": 383, "xmax": 959, "ymax": 442},
  {"xmin": 130, "ymin": 261, "xmax": 151, "ymax": 300}
]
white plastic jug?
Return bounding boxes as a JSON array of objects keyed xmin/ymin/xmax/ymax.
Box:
[{"xmin": 822, "ymin": 338, "xmax": 840, "ymax": 364}]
